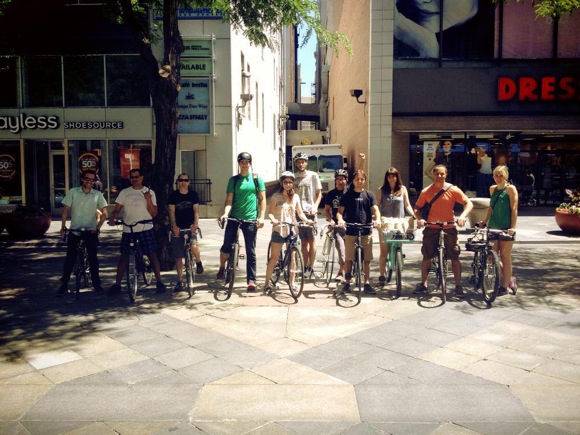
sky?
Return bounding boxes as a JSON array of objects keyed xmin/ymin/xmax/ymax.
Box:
[{"xmin": 298, "ymin": 32, "xmax": 317, "ymax": 100}]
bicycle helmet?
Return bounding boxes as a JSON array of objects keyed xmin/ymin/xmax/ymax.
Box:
[
  {"xmin": 279, "ymin": 171, "xmax": 295, "ymax": 183},
  {"xmin": 237, "ymin": 152, "xmax": 252, "ymax": 163},
  {"xmin": 293, "ymin": 152, "xmax": 308, "ymax": 162},
  {"xmin": 335, "ymin": 169, "xmax": 348, "ymax": 180}
]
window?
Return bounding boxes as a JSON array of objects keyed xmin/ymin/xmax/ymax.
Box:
[
  {"xmin": 0, "ymin": 58, "xmax": 17, "ymax": 108},
  {"xmin": 23, "ymin": 56, "xmax": 63, "ymax": 107},
  {"xmin": 106, "ymin": 56, "xmax": 150, "ymax": 106},
  {"xmin": 64, "ymin": 56, "xmax": 104, "ymax": 106}
]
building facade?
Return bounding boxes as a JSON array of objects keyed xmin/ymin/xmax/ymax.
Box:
[
  {"xmin": 319, "ymin": 0, "xmax": 580, "ymax": 204},
  {"xmin": 0, "ymin": 1, "xmax": 285, "ymax": 218}
]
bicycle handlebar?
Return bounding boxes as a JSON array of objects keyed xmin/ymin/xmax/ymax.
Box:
[
  {"xmin": 424, "ymin": 221, "xmax": 456, "ymax": 227},
  {"xmin": 177, "ymin": 227, "xmax": 203, "ymax": 238},
  {"xmin": 218, "ymin": 216, "xmax": 257, "ymax": 230},
  {"xmin": 114, "ymin": 219, "xmax": 154, "ymax": 228}
]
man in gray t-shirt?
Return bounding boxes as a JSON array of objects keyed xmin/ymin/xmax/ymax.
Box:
[{"xmin": 293, "ymin": 152, "xmax": 322, "ymax": 274}]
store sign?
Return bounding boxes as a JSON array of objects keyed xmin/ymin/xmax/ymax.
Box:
[
  {"xmin": 178, "ymin": 79, "xmax": 210, "ymax": 134},
  {"xmin": 0, "ymin": 114, "xmax": 59, "ymax": 134},
  {"xmin": 0, "ymin": 154, "xmax": 16, "ymax": 179},
  {"xmin": 498, "ymin": 76, "xmax": 579, "ymax": 102},
  {"xmin": 183, "ymin": 39, "xmax": 212, "ymax": 57},
  {"xmin": 180, "ymin": 59, "xmax": 213, "ymax": 77},
  {"xmin": 64, "ymin": 121, "xmax": 124, "ymax": 129},
  {"xmin": 154, "ymin": 8, "xmax": 224, "ymax": 20},
  {"xmin": 78, "ymin": 152, "xmax": 99, "ymax": 174},
  {"xmin": 120, "ymin": 149, "xmax": 140, "ymax": 179}
]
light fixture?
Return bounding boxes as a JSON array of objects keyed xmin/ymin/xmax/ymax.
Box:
[
  {"xmin": 236, "ymin": 93, "xmax": 254, "ymax": 126},
  {"xmin": 349, "ymin": 89, "xmax": 366, "ymax": 104}
]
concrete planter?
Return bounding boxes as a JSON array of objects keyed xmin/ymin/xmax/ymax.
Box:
[
  {"xmin": 468, "ymin": 197, "xmax": 490, "ymax": 226},
  {"xmin": 555, "ymin": 210, "xmax": 580, "ymax": 235}
]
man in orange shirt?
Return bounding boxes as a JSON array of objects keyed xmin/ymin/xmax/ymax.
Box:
[{"xmin": 413, "ymin": 164, "xmax": 473, "ymax": 298}]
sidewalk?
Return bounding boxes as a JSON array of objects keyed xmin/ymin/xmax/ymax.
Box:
[{"xmin": 1, "ymin": 209, "xmax": 579, "ymax": 434}]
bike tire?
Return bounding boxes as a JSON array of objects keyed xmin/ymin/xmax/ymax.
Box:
[
  {"xmin": 127, "ymin": 254, "xmax": 138, "ymax": 303},
  {"xmin": 314, "ymin": 235, "xmax": 335, "ymax": 288},
  {"xmin": 75, "ymin": 253, "xmax": 83, "ymax": 300},
  {"xmin": 141, "ymin": 255, "xmax": 153, "ymax": 286},
  {"xmin": 395, "ymin": 248, "xmax": 403, "ymax": 298},
  {"xmin": 287, "ymin": 246, "xmax": 305, "ymax": 299},
  {"xmin": 470, "ymin": 251, "xmax": 480, "ymax": 287},
  {"xmin": 185, "ymin": 249, "xmax": 195, "ymax": 297},
  {"xmin": 354, "ymin": 247, "xmax": 364, "ymax": 301},
  {"xmin": 482, "ymin": 249, "xmax": 500, "ymax": 306},
  {"xmin": 438, "ymin": 249, "xmax": 447, "ymax": 303},
  {"xmin": 325, "ymin": 238, "xmax": 335, "ymax": 287},
  {"xmin": 225, "ymin": 243, "xmax": 238, "ymax": 300}
]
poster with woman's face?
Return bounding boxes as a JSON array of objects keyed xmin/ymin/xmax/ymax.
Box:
[{"xmin": 394, "ymin": 0, "xmax": 495, "ymax": 59}]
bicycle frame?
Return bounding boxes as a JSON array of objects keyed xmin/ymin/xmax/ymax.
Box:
[
  {"xmin": 314, "ymin": 224, "xmax": 337, "ymax": 288},
  {"xmin": 344, "ymin": 222, "xmax": 374, "ymax": 301},
  {"xmin": 219, "ymin": 217, "xmax": 255, "ymax": 300},
  {"xmin": 269, "ymin": 222, "xmax": 306, "ymax": 300},
  {"xmin": 176, "ymin": 227, "xmax": 202, "ymax": 297},
  {"xmin": 117, "ymin": 219, "xmax": 153, "ymax": 303},
  {"xmin": 467, "ymin": 226, "xmax": 505, "ymax": 306},
  {"xmin": 424, "ymin": 221, "xmax": 455, "ymax": 304}
]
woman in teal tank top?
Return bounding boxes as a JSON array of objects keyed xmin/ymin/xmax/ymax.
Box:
[{"xmin": 482, "ymin": 165, "xmax": 518, "ymax": 296}]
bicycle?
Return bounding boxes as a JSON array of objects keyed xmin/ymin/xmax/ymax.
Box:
[
  {"xmin": 341, "ymin": 222, "xmax": 374, "ymax": 302},
  {"xmin": 266, "ymin": 222, "xmax": 307, "ymax": 300},
  {"xmin": 174, "ymin": 227, "xmax": 203, "ymax": 298},
  {"xmin": 63, "ymin": 228, "xmax": 92, "ymax": 300},
  {"xmin": 423, "ymin": 221, "xmax": 455, "ymax": 304},
  {"xmin": 466, "ymin": 225, "xmax": 513, "ymax": 306},
  {"xmin": 313, "ymin": 224, "xmax": 336, "ymax": 288},
  {"xmin": 116, "ymin": 219, "xmax": 154, "ymax": 303},
  {"xmin": 218, "ymin": 217, "xmax": 252, "ymax": 300},
  {"xmin": 381, "ymin": 224, "xmax": 415, "ymax": 298}
]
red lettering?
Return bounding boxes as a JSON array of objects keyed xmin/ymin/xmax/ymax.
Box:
[
  {"xmin": 559, "ymin": 77, "xmax": 575, "ymax": 100},
  {"xmin": 498, "ymin": 77, "xmax": 516, "ymax": 101},
  {"xmin": 518, "ymin": 77, "xmax": 538, "ymax": 101},
  {"xmin": 541, "ymin": 76, "xmax": 556, "ymax": 101}
]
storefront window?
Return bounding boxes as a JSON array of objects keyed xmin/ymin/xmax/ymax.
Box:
[
  {"xmin": 23, "ymin": 56, "xmax": 63, "ymax": 107},
  {"xmin": 68, "ymin": 140, "xmax": 104, "ymax": 191},
  {"xmin": 106, "ymin": 140, "xmax": 152, "ymax": 204},
  {"xmin": 64, "ymin": 56, "xmax": 105, "ymax": 107},
  {"xmin": 106, "ymin": 55, "xmax": 150, "ymax": 107},
  {"xmin": 0, "ymin": 141, "xmax": 22, "ymax": 203},
  {"xmin": 0, "ymin": 58, "xmax": 17, "ymax": 108}
]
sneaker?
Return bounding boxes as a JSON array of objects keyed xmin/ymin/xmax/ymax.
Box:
[
  {"xmin": 264, "ymin": 285, "xmax": 273, "ymax": 295},
  {"xmin": 247, "ymin": 281, "xmax": 256, "ymax": 292},
  {"xmin": 156, "ymin": 281, "xmax": 166, "ymax": 294},
  {"xmin": 364, "ymin": 283, "xmax": 377, "ymax": 295},
  {"xmin": 305, "ymin": 266, "xmax": 313, "ymax": 276},
  {"xmin": 196, "ymin": 262, "xmax": 204, "ymax": 274},
  {"xmin": 342, "ymin": 283, "xmax": 351, "ymax": 293},
  {"xmin": 454, "ymin": 286, "xmax": 466, "ymax": 299},
  {"xmin": 107, "ymin": 283, "xmax": 122, "ymax": 295},
  {"xmin": 56, "ymin": 283, "xmax": 67, "ymax": 296},
  {"xmin": 498, "ymin": 286, "xmax": 508, "ymax": 296},
  {"xmin": 413, "ymin": 284, "xmax": 428, "ymax": 295},
  {"xmin": 378, "ymin": 276, "xmax": 386, "ymax": 287},
  {"xmin": 509, "ymin": 276, "xmax": 517, "ymax": 295},
  {"xmin": 334, "ymin": 273, "xmax": 344, "ymax": 282},
  {"xmin": 216, "ymin": 267, "xmax": 225, "ymax": 280},
  {"xmin": 173, "ymin": 282, "xmax": 183, "ymax": 293}
]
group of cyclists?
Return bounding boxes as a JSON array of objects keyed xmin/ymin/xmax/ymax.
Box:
[{"xmin": 58, "ymin": 151, "xmax": 519, "ymax": 300}]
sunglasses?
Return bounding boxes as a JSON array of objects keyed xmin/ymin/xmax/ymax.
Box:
[
  {"xmin": 130, "ymin": 175, "xmax": 141, "ymax": 179},
  {"xmin": 178, "ymin": 179, "xmax": 189, "ymax": 182},
  {"xmin": 83, "ymin": 177, "xmax": 96, "ymax": 182}
]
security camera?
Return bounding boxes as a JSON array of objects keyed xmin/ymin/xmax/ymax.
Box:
[
  {"xmin": 350, "ymin": 89, "xmax": 363, "ymax": 99},
  {"xmin": 240, "ymin": 93, "xmax": 254, "ymax": 104}
]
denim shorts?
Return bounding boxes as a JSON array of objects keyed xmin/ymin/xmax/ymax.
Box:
[{"xmin": 171, "ymin": 232, "xmax": 198, "ymax": 258}]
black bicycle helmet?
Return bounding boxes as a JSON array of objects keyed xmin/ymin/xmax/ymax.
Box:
[
  {"xmin": 335, "ymin": 169, "xmax": 349, "ymax": 180},
  {"xmin": 237, "ymin": 152, "xmax": 252, "ymax": 163},
  {"xmin": 293, "ymin": 152, "xmax": 308, "ymax": 162},
  {"xmin": 279, "ymin": 171, "xmax": 295, "ymax": 182}
]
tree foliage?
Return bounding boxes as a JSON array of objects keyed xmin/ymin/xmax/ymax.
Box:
[{"xmin": 493, "ymin": 0, "xmax": 580, "ymax": 18}]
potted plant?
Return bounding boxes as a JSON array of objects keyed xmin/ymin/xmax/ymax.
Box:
[
  {"xmin": 555, "ymin": 188, "xmax": 580, "ymax": 235},
  {"xmin": 3, "ymin": 205, "xmax": 52, "ymax": 238}
]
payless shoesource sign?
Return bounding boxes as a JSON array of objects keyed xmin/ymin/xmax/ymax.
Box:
[{"xmin": 0, "ymin": 113, "xmax": 125, "ymax": 134}]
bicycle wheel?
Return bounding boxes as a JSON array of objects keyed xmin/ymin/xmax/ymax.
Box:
[
  {"xmin": 74, "ymin": 250, "xmax": 83, "ymax": 300},
  {"xmin": 354, "ymin": 247, "xmax": 364, "ymax": 301},
  {"xmin": 437, "ymin": 249, "xmax": 447, "ymax": 303},
  {"xmin": 314, "ymin": 235, "xmax": 335, "ymax": 288},
  {"xmin": 141, "ymin": 255, "xmax": 153, "ymax": 286},
  {"xmin": 395, "ymin": 248, "xmax": 403, "ymax": 298},
  {"xmin": 287, "ymin": 246, "xmax": 304, "ymax": 299},
  {"xmin": 481, "ymin": 249, "xmax": 500, "ymax": 306},
  {"xmin": 469, "ymin": 251, "xmax": 480, "ymax": 286},
  {"xmin": 126, "ymin": 253, "xmax": 138, "ymax": 303},
  {"xmin": 184, "ymin": 249, "xmax": 195, "ymax": 297},
  {"xmin": 271, "ymin": 250, "xmax": 283, "ymax": 286},
  {"xmin": 225, "ymin": 243, "xmax": 239, "ymax": 300}
]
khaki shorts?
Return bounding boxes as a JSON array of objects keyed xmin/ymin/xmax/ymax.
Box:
[
  {"xmin": 345, "ymin": 235, "xmax": 373, "ymax": 262},
  {"xmin": 421, "ymin": 227, "xmax": 460, "ymax": 260}
]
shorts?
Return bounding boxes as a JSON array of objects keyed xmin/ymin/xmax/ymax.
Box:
[
  {"xmin": 345, "ymin": 234, "xmax": 373, "ymax": 262},
  {"xmin": 171, "ymin": 231, "xmax": 198, "ymax": 258},
  {"xmin": 298, "ymin": 224, "xmax": 316, "ymax": 240},
  {"xmin": 421, "ymin": 227, "xmax": 460, "ymax": 260},
  {"xmin": 271, "ymin": 231, "xmax": 294, "ymax": 244},
  {"xmin": 121, "ymin": 229, "xmax": 157, "ymax": 254}
]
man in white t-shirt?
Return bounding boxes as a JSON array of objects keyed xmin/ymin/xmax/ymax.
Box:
[
  {"xmin": 108, "ymin": 168, "xmax": 166, "ymax": 295},
  {"xmin": 293, "ymin": 152, "xmax": 322, "ymax": 275}
]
